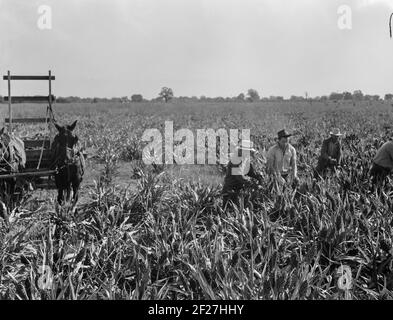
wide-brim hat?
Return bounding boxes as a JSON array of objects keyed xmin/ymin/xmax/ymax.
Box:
[
  {"xmin": 329, "ymin": 128, "xmax": 343, "ymax": 136},
  {"xmin": 236, "ymin": 139, "xmax": 257, "ymax": 152},
  {"xmin": 277, "ymin": 129, "xmax": 292, "ymax": 139}
]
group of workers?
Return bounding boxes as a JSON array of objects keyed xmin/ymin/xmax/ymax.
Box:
[{"xmin": 222, "ymin": 127, "xmax": 393, "ymax": 207}]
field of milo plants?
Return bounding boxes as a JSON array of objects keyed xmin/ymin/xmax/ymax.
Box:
[{"xmin": 1, "ymin": 100, "xmax": 393, "ymax": 300}]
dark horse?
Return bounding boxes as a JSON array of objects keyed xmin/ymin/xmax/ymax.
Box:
[
  {"xmin": 0, "ymin": 127, "xmax": 26, "ymax": 221},
  {"xmin": 51, "ymin": 120, "xmax": 84, "ymax": 205}
]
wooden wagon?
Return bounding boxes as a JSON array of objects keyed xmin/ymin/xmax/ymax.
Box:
[{"xmin": 0, "ymin": 70, "xmax": 58, "ymax": 196}]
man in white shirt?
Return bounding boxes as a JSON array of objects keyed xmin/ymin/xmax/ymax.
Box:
[{"xmin": 266, "ymin": 129, "xmax": 299, "ymax": 187}]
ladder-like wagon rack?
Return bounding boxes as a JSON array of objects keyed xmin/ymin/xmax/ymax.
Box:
[{"xmin": 1, "ymin": 70, "xmax": 58, "ymax": 189}]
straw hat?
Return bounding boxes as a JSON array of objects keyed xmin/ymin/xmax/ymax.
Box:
[
  {"xmin": 277, "ymin": 129, "xmax": 292, "ymax": 139},
  {"xmin": 329, "ymin": 128, "xmax": 343, "ymax": 136}
]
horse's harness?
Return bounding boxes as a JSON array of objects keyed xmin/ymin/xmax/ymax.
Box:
[{"xmin": 51, "ymin": 132, "xmax": 83, "ymax": 176}]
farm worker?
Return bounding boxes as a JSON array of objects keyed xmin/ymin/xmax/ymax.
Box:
[
  {"xmin": 266, "ymin": 129, "xmax": 299, "ymax": 187},
  {"xmin": 369, "ymin": 140, "xmax": 393, "ymax": 186},
  {"xmin": 222, "ymin": 140, "xmax": 263, "ymax": 207},
  {"xmin": 314, "ymin": 128, "xmax": 343, "ymax": 178}
]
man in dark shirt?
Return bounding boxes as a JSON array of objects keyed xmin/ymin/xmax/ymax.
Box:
[
  {"xmin": 369, "ymin": 140, "xmax": 393, "ymax": 187},
  {"xmin": 314, "ymin": 128, "xmax": 342, "ymax": 178},
  {"xmin": 222, "ymin": 140, "xmax": 263, "ymax": 207}
]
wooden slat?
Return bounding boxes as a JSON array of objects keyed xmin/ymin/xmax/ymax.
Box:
[
  {"xmin": 25, "ymin": 149, "xmax": 52, "ymax": 160},
  {"xmin": 0, "ymin": 170, "xmax": 56, "ymax": 179},
  {"xmin": 5, "ymin": 118, "xmax": 48, "ymax": 124},
  {"xmin": 2, "ymin": 75, "xmax": 55, "ymax": 80},
  {"xmin": 3, "ymin": 95, "xmax": 55, "ymax": 103},
  {"xmin": 23, "ymin": 168, "xmax": 55, "ymax": 173},
  {"xmin": 25, "ymin": 162, "xmax": 52, "ymax": 170},
  {"xmin": 24, "ymin": 139, "xmax": 51, "ymax": 149}
]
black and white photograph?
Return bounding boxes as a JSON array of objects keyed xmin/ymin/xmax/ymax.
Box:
[{"xmin": 1, "ymin": 0, "xmax": 393, "ymax": 305}]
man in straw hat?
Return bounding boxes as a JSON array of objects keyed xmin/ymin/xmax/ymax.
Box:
[
  {"xmin": 314, "ymin": 128, "xmax": 343, "ymax": 178},
  {"xmin": 369, "ymin": 139, "xmax": 393, "ymax": 187},
  {"xmin": 222, "ymin": 139, "xmax": 263, "ymax": 208},
  {"xmin": 266, "ymin": 129, "xmax": 299, "ymax": 187}
]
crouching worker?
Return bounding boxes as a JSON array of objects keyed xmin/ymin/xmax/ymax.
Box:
[
  {"xmin": 314, "ymin": 128, "xmax": 342, "ymax": 178},
  {"xmin": 266, "ymin": 129, "xmax": 299, "ymax": 191},
  {"xmin": 222, "ymin": 140, "xmax": 263, "ymax": 208},
  {"xmin": 369, "ymin": 139, "xmax": 393, "ymax": 188}
]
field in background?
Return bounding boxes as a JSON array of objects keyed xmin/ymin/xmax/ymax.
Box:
[{"xmin": 1, "ymin": 100, "xmax": 393, "ymax": 299}]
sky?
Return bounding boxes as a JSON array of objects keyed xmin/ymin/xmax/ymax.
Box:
[{"xmin": 0, "ymin": 0, "xmax": 393, "ymax": 99}]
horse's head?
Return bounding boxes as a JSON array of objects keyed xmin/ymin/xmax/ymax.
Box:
[{"xmin": 52, "ymin": 120, "xmax": 79, "ymax": 164}]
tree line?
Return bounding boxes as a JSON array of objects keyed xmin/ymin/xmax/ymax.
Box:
[{"xmin": 1, "ymin": 88, "xmax": 392, "ymax": 104}]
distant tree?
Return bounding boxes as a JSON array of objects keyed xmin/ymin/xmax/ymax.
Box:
[
  {"xmin": 320, "ymin": 96, "xmax": 328, "ymax": 101},
  {"xmin": 372, "ymin": 95, "xmax": 380, "ymax": 101},
  {"xmin": 110, "ymin": 97, "xmax": 122, "ymax": 103},
  {"xmin": 343, "ymin": 91, "xmax": 352, "ymax": 100},
  {"xmin": 247, "ymin": 89, "xmax": 260, "ymax": 102},
  {"xmin": 214, "ymin": 97, "xmax": 225, "ymax": 102},
  {"xmin": 353, "ymin": 90, "xmax": 364, "ymax": 101},
  {"xmin": 290, "ymin": 95, "xmax": 304, "ymax": 101},
  {"xmin": 174, "ymin": 96, "xmax": 197, "ymax": 103},
  {"xmin": 236, "ymin": 93, "xmax": 245, "ymax": 102},
  {"xmin": 200, "ymin": 95, "xmax": 207, "ymax": 101},
  {"xmin": 159, "ymin": 87, "xmax": 174, "ymax": 103},
  {"xmin": 329, "ymin": 92, "xmax": 343, "ymax": 100},
  {"xmin": 131, "ymin": 94, "xmax": 143, "ymax": 102},
  {"xmin": 56, "ymin": 97, "xmax": 67, "ymax": 103},
  {"xmin": 384, "ymin": 94, "xmax": 393, "ymax": 100},
  {"xmin": 71, "ymin": 96, "xmax": 81, "ymax": 102},
  {"xmin": 58, "ymin": 96, "xmax": 89, "ymax": 103},
  {"xmin": 364, "ymin": 95, "xmax": 372, "ymax": 101},
  {"xmin": 120, "ymin": 96, "xmax": 129, "ymax": 103}
]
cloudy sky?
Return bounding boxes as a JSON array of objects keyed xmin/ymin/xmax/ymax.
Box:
[{"xmin": 0, "ymin": 0, "xmax": 393, "ymax": 98}]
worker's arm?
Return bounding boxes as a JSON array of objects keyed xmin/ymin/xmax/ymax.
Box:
[
  {"xmin": 336, "ymin": 142, "xmax": 342, "ymax": 165},
  {"xmin": 291, "ymin": 147, "xmax": 298, "ymax": 179},
  {"xmin": 321, "ymin": 139, "xmax": 337, "ymax": 164},
  {"xmin": 320, "ymin": 140, "xmax": 329, "ymax": 161},
  {"xmin": 387, "ymin": 143, "xmax": 393, "ymax": 169},
  {"xmin": 266, "ymin": 147, "xmax": 279, "ymax": 177}
]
